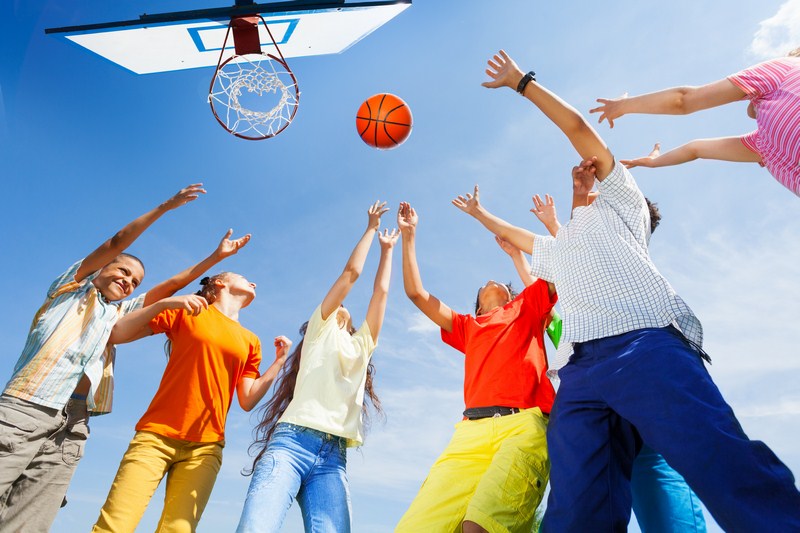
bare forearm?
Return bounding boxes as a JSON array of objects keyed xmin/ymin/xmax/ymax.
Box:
[
  {"xmin": 144, "ymin": 251, "xmax": 220, "ymax": 306},
  {"xmin": 471, "ymin": 207, "xmax": 535, "ymax": 253},
  {"xmin": 620, "ymin": 87, "xmax": 698, "ymax": 116},
  {"xmin": 511, "ymin": 251, "xmax": 536, "ymax": 287},
  {"xmin": 521, "ymin": 82, "xmax": 612, "ymax": 176},
  {"xmin": 110, "ymin": 301, "xmax": 169, "ymax": 344},
  {"xmin": 373, "ymin": 248, "xmax": 393, "ymax": 295},
  {"xmin": 239, "ymin": 359, "xmax": 285, "ymax": 411},
  {"xmin": 401, "ymin": 233, "xmax": 426, "ymax": 299},
  {"xmin": 343, "ymin": 227, "xmax": 378, "ymax": 280}
]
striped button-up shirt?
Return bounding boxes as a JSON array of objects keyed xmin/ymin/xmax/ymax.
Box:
[
  {"xmin": 529, "ymin": 162, "xmax": 703, "ymax": 374},
  {"xmin": 729, "ymin": 57, "xmax": 800, "ymax": 196},
  {"xmin": 4, "ymin": 260, "xmax": 145, "ymax": 414}
]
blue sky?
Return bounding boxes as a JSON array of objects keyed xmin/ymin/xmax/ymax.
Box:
[{"xmin": 2, "ymin": 1, "xmax": 799, "ymax": 531}]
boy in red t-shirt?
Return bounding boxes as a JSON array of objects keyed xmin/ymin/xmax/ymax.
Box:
[{"xmin": 395, "ymin": 202, "xmax": 556, "ymax": 533}]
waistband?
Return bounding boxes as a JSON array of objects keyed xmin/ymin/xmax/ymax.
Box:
[
  {"xmin": 463, "ymin": 406, "xmax": 522, "ymax": 420},
  {"xmin": 278, "ymin": 422, "xmax": 347, "ymax": 443}
]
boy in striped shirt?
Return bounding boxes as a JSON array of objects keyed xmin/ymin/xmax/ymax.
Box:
[
  {"xmin": 0, "ymin": 184, "xmax": 250, "ymax": 532},
  {"xmin": 591, "ymin": 47, "xmax": 800, "ymax": 197}
]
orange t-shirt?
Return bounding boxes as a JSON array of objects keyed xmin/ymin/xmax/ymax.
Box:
[
  {"xmin": 136, "ymin": 305, "xmax": 261, "ymax": 442},
  {"xmin": 441, "ymin": 279, "xmax": 557, "ymax": 414}
]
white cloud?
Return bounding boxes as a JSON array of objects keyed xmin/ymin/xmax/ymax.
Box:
[
  {"xmin": 405, "ymin": 310, "xmax": 440, "ymax": 334},
  {"xmin": 748, "ymin": 0, "xmax": 800, "ymax": 59}
]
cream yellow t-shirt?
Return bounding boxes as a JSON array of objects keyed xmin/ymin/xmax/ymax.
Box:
[{"xmin": 279, "ymin": 305, "xmax": 376, "ymax": 447}]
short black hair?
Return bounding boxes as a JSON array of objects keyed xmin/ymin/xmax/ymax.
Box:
[
  {"xmin": 645, "ymin": 198, "xmax": 661, "ymax": 234},
  {"xmin": 112, "ymin": 252, "xmax": 145, "ymax": 276}
]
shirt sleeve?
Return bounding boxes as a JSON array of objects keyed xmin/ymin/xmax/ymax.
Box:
[
  {"xmin": 740, "ymin": 131, "xmax": 765, "ymax": 165},
  {"xmin": 305, "ymin": 304, "xmax": 336, "ymax": 342},
  {"xmin": 150, "ymin": 308, "xmax": 181, "ymax": 335},
  {"xmin": 47, "ymin": 259, "xmax": 93, "ymax": 297},
  {"xmin": 728, "ymin": 59, "xmax": 793, "ymax": 100},
  {"xmin": 118, "ymin": 293, "xmax": 147, "ymax": 316},
  {"xmin": 440, "ymin": 310, "xmax": 468, "ymax": 355},
  {"xmin": 241, "ymin": 337, "xmax": 262, "ymax": 380},
  {"xmin": 520, "ymin": 279, "xmax": 557, "ymax": 317},
  {"xmin": 596, "ymin": 161, "xmax": 650, "ymax": 247},
  {"xmin": 529, "ymin": 234, "xmax": 556, "ymax": 282}
]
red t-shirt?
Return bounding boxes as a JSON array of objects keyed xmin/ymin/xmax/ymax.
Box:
[
  {"xmin": 136, "ymin": 306, "xmax": 261, "ymax": 442},
  {"xmin": 441, "ymin": 279, "xmax": 557, "ymax": 414}
]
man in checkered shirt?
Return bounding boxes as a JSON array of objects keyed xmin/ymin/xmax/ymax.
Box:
[{"xmin": 470, "ymin": 49, "xmax": 800, "ymax": 532}]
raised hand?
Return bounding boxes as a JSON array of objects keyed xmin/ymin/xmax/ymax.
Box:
[
  {"xmin": 620, "ymin": 143, "xmax": 662, "ymax": 169},
  {"xmin": 166, "ymin": 294, "xmax": 208, "ymax": 316},
  {"xmin": 573, "ymin": 157, "xmax": 598, "ymax": 197},
  {"xmin": 161, "ymin": 183, "xmax": 206, "ymax": 211},
  {"xmin": 451, "ymin": 185, "xmax": 481, "ymax": 216},
  {"xmin": 273, "ymin": 335, "xmax": 293, "ymax": 361},
  {"xmin": 481, "ymin": 50, "xmax": 525, "ymax": 90},
  {"xmin": 214, "ymin": 229, "xmax": 251, "ymax": 259},
  {"xmin": 495, "ymin": 236, "xmax": 521, "ymax": 256},
  {"xmin": 397, "ymin": 202, "xmax": 418, "ymax": 234},
  {"xmin": 378, "ymin": 228, "xmax": 400, "ymax": 249},
  {"xmin": 589, "ymin": 93, "xmax": 629, "ymax": 129},
  {"xmin": 530, "ymin": 194, "xmax": 558, "ymax": 228},
  {"xmin": 367, "ymin": 200, "xmax": 390, "ymax": 231}
]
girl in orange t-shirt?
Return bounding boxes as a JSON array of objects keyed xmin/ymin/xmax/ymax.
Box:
[{"xmin": 91, "ymin": 272, "xmax": 291, "ymax": 533}]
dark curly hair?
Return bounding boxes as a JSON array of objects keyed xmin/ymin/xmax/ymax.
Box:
[{"xmin": 645, "ymin": 198, "xmax": 661, "ymax": 234}]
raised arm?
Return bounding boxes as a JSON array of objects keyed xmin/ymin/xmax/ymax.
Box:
[
  {"xmin": 495, "ymin": 236, "xmax": 537, "ymax": 287},
  {"xmin": 365, "ymin": 229, "xmax": 399, "ymax": 342},
  {"xmin": 452, "ymin": 185, "xmax": 535, "ymax": 253},
  {"xmin": 620, "ymin": 138, "xmax": 762, "ymax": 169},
  {"xmin": 109, "ymin": 294, "xmax": 208, "ymax": 344},
  {"xmin": 237, "ymin": 336, "xmax": 292, "ymax": 412},
  {"xmin": 77, "ymin": 184, "xmax": 206, "ymax": 282},
  {"xmin": 482, "ymin": 50, "xmax": 614, "ymax": 179},
  {"xmin": 398, "ymin": 202, "xmax": 454, "ymax": 332},
  {"xmin": 320, "ymin": 201, "xmax": 388, "ymax": 320},
  {"xmin": 530, "ymin": 194, "xmax": 560, "ymax": 237},
  {"xmin": 143, "ymin": 229, "xmax": 251, "ymax": 306},
  {"xmin": 590, "ymin": 79, "xmax": 746, "ymax": 128}
]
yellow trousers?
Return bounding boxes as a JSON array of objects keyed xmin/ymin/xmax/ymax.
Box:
[
  {"xmin": 92, "ymin": 431, "xmax": 223, "ymax": 533},
  {"xmin": 396, "ymin": 408, "xmax": 549, "ymax": 533}
]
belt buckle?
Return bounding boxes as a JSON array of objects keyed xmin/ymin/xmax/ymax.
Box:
[{"xmin": 492, "ymin": 412, "xmax": 502, "ymax": 419}]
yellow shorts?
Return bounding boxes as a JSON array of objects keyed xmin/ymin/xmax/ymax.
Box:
[{"xmin": 396, "ymin": 408, "xmax": 549, "ymax": 533}]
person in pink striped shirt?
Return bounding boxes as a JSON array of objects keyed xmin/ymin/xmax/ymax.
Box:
[{"xmin": 590, "ymin": 47, "xmax": 800, "ymax": 196}]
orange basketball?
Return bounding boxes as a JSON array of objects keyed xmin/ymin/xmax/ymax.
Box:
[{"xmin": 356, "ymin": 93, "xmax": 413, "ymax": 149}]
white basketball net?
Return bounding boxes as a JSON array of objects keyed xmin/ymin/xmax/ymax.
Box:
[{"xmin": 209, "ymin": 53, "xmax": 299, "ymax": 139}]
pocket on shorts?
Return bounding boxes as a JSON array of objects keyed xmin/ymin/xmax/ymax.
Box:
[
  {"xmin": 503, "ymin": 452, "xmax": 549, "ymax": 510},
  {"xmin": 0, "ymin": 405, "xmax": 39, "ymax": 456},
  {"xmin": 62, "ymin": 421, "xmax": 89, "ymax": 466}
]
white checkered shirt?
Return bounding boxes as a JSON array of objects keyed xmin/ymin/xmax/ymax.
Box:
[{"xmin": 529, "ymin": 161, "xmax": 703, "ymax": 375}]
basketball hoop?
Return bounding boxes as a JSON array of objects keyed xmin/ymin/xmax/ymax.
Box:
[{"xmin": 208, "ymin": 15, "xmax": 299, "ymax": 140}]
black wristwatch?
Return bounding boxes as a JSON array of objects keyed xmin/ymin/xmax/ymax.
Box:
[{"xmin": 516, "ymin": 70, "xmax": 536, "ymax": 94}]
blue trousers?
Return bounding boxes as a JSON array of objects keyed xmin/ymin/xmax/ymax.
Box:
[
  {"xmin": 236, "ymin": 423, "xmax": 350, "ymax": 533},
  {"xmin": 542, "ymin": 327, "xmax": 800, "ymax": 533},
  {"xmin": 632, "ymin": 444, "xmax": 706, "ymax": 532}
]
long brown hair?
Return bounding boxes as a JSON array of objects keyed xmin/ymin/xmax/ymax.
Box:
[
  {"xmin": 164, "ymin": 273, "xmax": 231, "ymax": 358},
  {"xmin": 245, "ymin": 320, "xmax": 383, "ymax": 474}
]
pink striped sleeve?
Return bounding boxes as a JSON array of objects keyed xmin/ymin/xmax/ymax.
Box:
[
  {"xmin": 739, "ymin": 132, "xmax": 765, "ymax": 166},
  {"xmin": 728, "ymin": 59, "xmax": 794, "ymax": 99}
]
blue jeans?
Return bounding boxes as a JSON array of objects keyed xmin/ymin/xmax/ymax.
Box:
[
  {"xmin": 542, "ymin": 326, "xmax": 800, "ymax": 533},
  {"xmin": 236, "ymin": 423, "xmax": 350, "ymax": 533},
  {"xmin": 632, "ymin": 444, "xmax": 706, "ymax": 532}
]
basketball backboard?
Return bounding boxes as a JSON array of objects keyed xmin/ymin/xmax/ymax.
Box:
[{"xmin": 45, "ymin": 1, "xmax": 411, "ymax": 75}]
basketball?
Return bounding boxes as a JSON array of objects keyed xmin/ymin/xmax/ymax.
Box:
[{"xmin": 355, "ymin": 93, "xmax": 413, "ymax": 149}]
